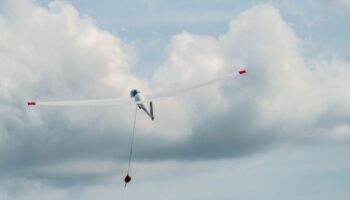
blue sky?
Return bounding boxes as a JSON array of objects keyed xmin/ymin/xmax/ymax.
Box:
[
  {"xmin": 1, "ymin": 0, "xmax": 350, "ymax": 199},
  {"xmin": 35, "ymin": 0, "xmax": 350, "ymax": 73},
  {"xmin": 35, "ymin": 1, "xmax": 350, "ymax": 52}
]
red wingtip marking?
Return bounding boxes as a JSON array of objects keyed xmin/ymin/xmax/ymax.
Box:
[
  {"xmin": 28, "ymin": 102, "xmax": 36, "ymax": 106},
  {"xmin": 239, "ymin": 70, "xmax": 247, "ymax": 75}
]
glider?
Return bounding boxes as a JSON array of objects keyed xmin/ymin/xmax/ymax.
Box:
[{"xmin": 28, "ymin": 69, "xmax": 247, "ymax": 120}]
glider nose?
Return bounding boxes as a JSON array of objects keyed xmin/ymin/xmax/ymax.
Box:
[{"xmin": 130, "ymin": 89, "xmax": 139, "ymax": 97}]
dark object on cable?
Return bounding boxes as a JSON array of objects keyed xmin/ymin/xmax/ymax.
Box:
[{"xmin": 124, "ymin": 174, "xmax": 131, "ymax": 183}]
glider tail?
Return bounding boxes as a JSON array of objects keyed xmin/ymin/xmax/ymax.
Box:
[{"xmin": 150, "ymin": 101, "xmax": 154, "ymax": 121}]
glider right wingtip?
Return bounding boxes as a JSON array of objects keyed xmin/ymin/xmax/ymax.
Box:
[
  {"xmin": 239, "ymin": 69, "xmax": 247, "ymax": 75},
  {"xmin": 27, "ymin": 102, "xmax": 36, "ymax": 106}
]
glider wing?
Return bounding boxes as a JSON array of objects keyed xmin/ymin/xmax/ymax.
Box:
[
  {"xmin": 27, "ymin": 97, "xmax": 133, "ymax": 107},
  {"xmin": 144, "ymin": 69, "xmax": 247, "ymax": 101},
  {"xmin": 27, "ymin": 69, "xmax": 247, "ymax": 106}
]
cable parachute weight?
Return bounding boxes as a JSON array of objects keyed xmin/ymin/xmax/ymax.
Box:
[{"xmin": 124, "ymin": 174, "xmax": 131, "ymax": 184}]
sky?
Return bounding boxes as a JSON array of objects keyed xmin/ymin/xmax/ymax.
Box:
[{"xmin": 0, "ymin": 0, "xmax": 350, "ymax": 199}]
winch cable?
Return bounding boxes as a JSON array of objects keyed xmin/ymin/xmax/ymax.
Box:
[{"xmin": 122, "ymin": 105, "xmax": 138, "ymax": 198}]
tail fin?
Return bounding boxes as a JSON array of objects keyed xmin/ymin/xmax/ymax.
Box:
[{"xmin": 150, "ymin": 101, "xmax": 154, "ymax": 121}]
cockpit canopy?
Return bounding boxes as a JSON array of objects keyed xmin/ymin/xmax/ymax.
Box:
[{"xmin": 130, "ymin": 89, "xmax": 139, "ymax": 97}]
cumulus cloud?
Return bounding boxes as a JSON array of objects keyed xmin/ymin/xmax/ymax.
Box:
[
  {"xmin": 0, "ymin": 0, "xmax": 192, "ymax": 188},
  {"xmin": 1, "ymin": 0, "xmax": 350, "ymax": 196},
  {"xmin": 0, "ymin": 0, "xmax": 144, "ymax": 184},
  {"xmin": 0, "ymin": 1, "xmax": 135, "ymax": 184},
  {"xmin": 147, "ymin": 5, "xmax": 350, "ymax": 161}
]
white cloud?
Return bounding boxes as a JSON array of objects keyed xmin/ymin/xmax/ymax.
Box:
[
  {"xmin": 152, "ymin": 31, "xmax": 227, "ymax": 116},
  {"xmin": 156, "ymin": 4, "xmax": 350, "ymax": 134},
  {"xmin": 0, "ymin": 0, "xmax": 197, "ymax": 190}
]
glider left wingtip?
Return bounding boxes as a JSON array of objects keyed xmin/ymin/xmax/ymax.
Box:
[
  {"xmin": 27, "ymin": 102, "xmax": 36, "ymax": 106},
  {"xmin": 239, "ymin": 69, "xmax": 247, "ymax": 75}
]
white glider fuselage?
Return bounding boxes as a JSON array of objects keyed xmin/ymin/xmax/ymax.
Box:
[{"xmin": 130, "ymin": 89, "xmax": 154, "ymax": 120}]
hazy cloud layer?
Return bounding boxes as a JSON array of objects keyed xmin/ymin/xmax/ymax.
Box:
[{"xmin": 0, "ymin": 0, "xmax": 350, "ymax": 195}]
